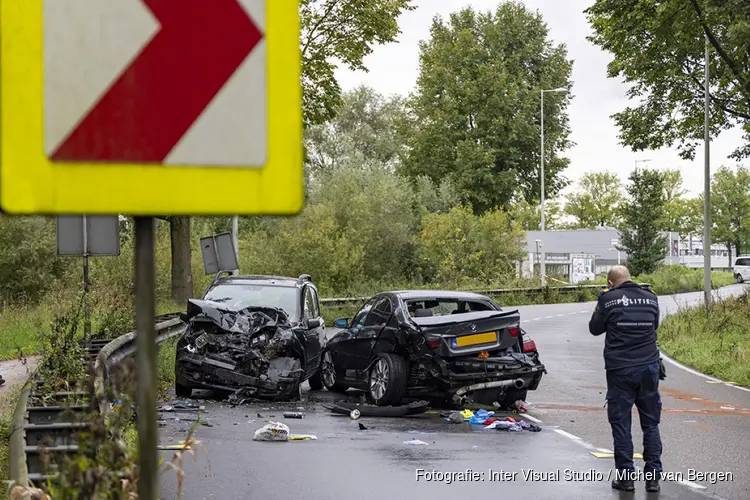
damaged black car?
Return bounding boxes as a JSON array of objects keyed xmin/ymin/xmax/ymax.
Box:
[
  {"xmin": 175, "ymin": 274, "xmax": 326, "ymax": 400},
  {"xmin": 321, "ymin": 290, "xmax": 546, "ymax": 407}
]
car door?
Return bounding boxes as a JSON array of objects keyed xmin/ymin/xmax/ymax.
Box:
[
  {"xmin": 302, "ymin": 285, "xmax": 324, "ymax": 376},
  {"xmin": 330, "ymin": 296, "xmax": 378, "ymax": 382},
  {"xmin": 353, "ymin": 296, "xmax": 393, "ymax": 379},
  {"xmin": 739, "ymin": 258, "xmax": 750, "ymax": 280}
]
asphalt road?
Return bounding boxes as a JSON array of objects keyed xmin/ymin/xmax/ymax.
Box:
[{"xmin": 159, "ymin": 284, "xmax": 749, "ymax": 500}]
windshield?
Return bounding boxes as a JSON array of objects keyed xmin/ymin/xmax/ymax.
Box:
[{"xmin": 203, "ymin": 284, "xmax": 299, "ymax": 320}]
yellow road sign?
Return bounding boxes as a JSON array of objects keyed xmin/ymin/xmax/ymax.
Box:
[{"xmin": 0, "ymin": 0, "xmax": 302, "ymax": 215}]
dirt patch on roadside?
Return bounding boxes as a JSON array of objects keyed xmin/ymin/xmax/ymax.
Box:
[{"xmin": 0, "ymin": 356, "xmax": 38, "ymax": 412}]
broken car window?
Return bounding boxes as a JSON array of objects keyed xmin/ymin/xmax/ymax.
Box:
[
  {"xmin": 203, "ymin": 284, "xmax": 299, "ymax": 320},
  {"xmin": 309, "ymin": 287, "xmax": 321, "ymax": 317},
  {"xmin": 404, "ymin": 298, "xmax": 494, "ymax": 317}
]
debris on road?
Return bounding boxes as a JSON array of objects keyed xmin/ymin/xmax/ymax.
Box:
[
  {"xmin": 289, "ymin": 434, "xmax": 317, "ymax": 441},
  {"xmin": 445, "ymin": 411, "xmax": 464, "ymax": 424},
  {"xmin": 283, "ymin": 412, "xmax": 305, "ymax": 419},
  {"xmin": 324, "ymin": 399, "xmax": 430, "ymax": 417},
  {"xmin": 403, "ymin": 439, "xmax": 429, "ymax": 446},
  {"xmin": 513, "ymin": 400, "xmax": 528, "ymax": 413},
  {"xmin": 484, "ymin": 420, "xmax": 542, "ymax": 432},
  {"xmin": 469, "ymin": 409, "xmax": 494, "ymax": 424},
  {"xmin": 358, "ymin": 423, "xmax": 368, "ymax": 430},
  {"xmin": 350, "ymin": 409, "xmax": 361, "ymax": 420},
  {"xmin": 253, "ymin": 421, "xmax": 290, "ymax": 441}
]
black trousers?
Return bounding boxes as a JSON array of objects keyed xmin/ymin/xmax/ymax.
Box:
[{"xmin": 606, "ymin": 362, "xmax": 663, "ymax": 474}]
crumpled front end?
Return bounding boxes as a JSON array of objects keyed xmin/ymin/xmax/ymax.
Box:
[{"xmin": 175, "ymin": 299, "xmax": 305, "ymax": 401}]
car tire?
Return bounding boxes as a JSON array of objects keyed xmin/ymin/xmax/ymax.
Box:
[
  {"xmin": 320, "ymin": 350, "xmax": 349, "ymax": 393},
  {"xmin": 175, "ymin": 383, "xmax": 192, "ymax": 398},
  {"xmin": 368, "ymin": 353, "xmax": 408, "ymax": 406},
  {"xmin": 736, "ymin": 273, "xmax": 745, "ymax": 284},
  {"xmin": 308, "ymin": 369, "xmax": 324, "ymax": 391}
]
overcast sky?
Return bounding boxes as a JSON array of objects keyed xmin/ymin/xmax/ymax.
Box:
[{"xmin": 334, "ymin": 0, "xmax": 745, "ymax": 198}]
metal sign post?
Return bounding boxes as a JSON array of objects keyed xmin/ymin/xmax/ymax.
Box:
[
  {"xmin": 56, "ymin": 215, "xmax": 120, "ymax": 341},
  {"xmin": 134, "ymin": 217, "xmax": 157, "ymax": 500},
  {"xmin": 82, "ymin": 215, "xmax": 90, "ymax": 339}
]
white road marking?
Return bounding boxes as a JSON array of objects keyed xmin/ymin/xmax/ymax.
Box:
[
  {"xmin": 522, "ymin": 414, "xmax": 543, "ymax": 424},
  {"xmin": 530, "ymin": 318, "xmax": 540, "ymax": 321},
  {"xmin": 554, "ymin": 429, "xmax": 581, "ymax": 441},
  {"xmin": 720, "ymin": 406, "xmax": 735, "ymax": 411},
  {"xmin": 557, "ymin": 313, "xmax": 565, "ymax": 317},
  {"xmin": 678, "ymin": 480, "xmax": 707, "ymax": 490},
  {"xmin": 660, "ymin": 350, "xmax": 750, "ymax": 393},
  {"xmin": 544, "ymin": 315, "xmax": 554, "ymax": 319},
  {"xmin": 568, "ymin": 312, "xmax": 578, "ymax": 315},
  {"xmin": 579, "ymin": 310, "xmax": 589, "ymax": 313}
]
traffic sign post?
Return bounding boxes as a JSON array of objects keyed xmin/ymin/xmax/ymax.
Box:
[
  {"xmin": 1, "ymin": 2, "xmax": 302, "ymax": 498},
  {"xmin": 0, "ymin": 0, "xmax": 302, "ymax": 216}
]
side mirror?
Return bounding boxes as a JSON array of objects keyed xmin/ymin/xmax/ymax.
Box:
[
  {"xmin": 179, "ymin": 312, "xmax": 190, "ymax": 323},
  {"xmin": 333, "ymin": 318, "xmax": 349, "ymax": 329},
  {"xmin": 308, "ymin": 318, "xmax": 322, "ymax": 329}
]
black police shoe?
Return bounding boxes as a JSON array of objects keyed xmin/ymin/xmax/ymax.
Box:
[
  {"xmin": 612, "ymin": 478, "xmax": 635, "ymax": 491},
  {"xmin": 646, "ymin": 478, "xmax": 660, "ymax": 492}
]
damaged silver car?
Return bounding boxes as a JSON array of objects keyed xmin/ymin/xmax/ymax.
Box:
[{"xmin": 174, "ymin": 274, "xmax": 326, "ymax": 400}]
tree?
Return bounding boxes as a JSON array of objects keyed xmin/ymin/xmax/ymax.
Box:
[
  {"xmin": 563, "ymin": 171, "xmax": 624, "ymax": 229},
  {"xmin": 659, "ymin": 169, "xmax": 692, "ymax": 233},
  {"xmin": 507, "ymin": 194, "xmax": 563, "ymax": 231},
  {"xmin": 300, "ymin": 0, "xmax": 416, "ymax": 127},
  {"xmin": 711, "ymin": 166, "xmax": 750, "ymax": 266},
  {"xmin": 585, "ymin": 0, "xmax": 750, "ymax": 161},
  {"xmin": 399, "ymin": 3, "xmax": 574, "ymax": 213},
  {"xmin": 304, "ymin": 86, "xmax": 406, "ymax": 176},
  {"xmin": 618, "ymin": 169, "xmax": 668, "ymax": 276}
]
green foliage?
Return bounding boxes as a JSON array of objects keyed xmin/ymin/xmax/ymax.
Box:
[
  {"xmin": 400, "ymin": 2, "xmax": 574, "ymax": 212},
  {"xmin": 659, "ymin": 292, "xmax": 750, "ymax": 387},
  {"xmin": 305, "ymin": 86, "xmax": 407, "ymax": 176},
  {"xmin": 418, "ymin": 204, "xmax": 525, "ymax": 285},
  {"xmin": 35, "ymin": 295, "xmax": 88, "ymax": 398},
  {"xmin": 0, "ymin": 215, "xmax": 71, "ymax": 304},
  {"xmin": 300, "ymin": 0, "xmax": 416, "ymax": 127},
  {"xmin": 564, "ymin": 171, "xmax": 624, "ymax": 228},
  {"xmin": 711, "ymin": 166, "xmax": 750, "ymax": 256},
  {"xmin": 585, "ymin": 0, "xmax": 750, "ymax": 161},
  {"xmin": 618, "ymin": 168, "xmax": 668, "ymax": 276},
  {"xmin": 506, "ymin": 193, "xmax": 563, "ymax": 230}
]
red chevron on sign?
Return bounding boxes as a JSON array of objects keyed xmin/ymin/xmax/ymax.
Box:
[{"xmin": 50, "ymin": 0, "xmax": 263, "ymax": 163}]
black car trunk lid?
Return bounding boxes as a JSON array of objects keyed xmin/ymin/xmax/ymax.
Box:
[{"xmin": 412, "ymin": 309, "xmax": 521, "ymax": 357}]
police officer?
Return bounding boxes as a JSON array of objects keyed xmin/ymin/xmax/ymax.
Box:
[{"xmin": 589, "ymin": 265, "xmax": 662, "ymax": 493}]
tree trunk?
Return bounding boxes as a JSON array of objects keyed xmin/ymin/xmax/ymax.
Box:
[{"xmin": 170, "ymin": 216, "xmax": 193, "ymax": 304}]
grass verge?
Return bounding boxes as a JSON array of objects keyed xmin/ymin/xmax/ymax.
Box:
[
  {"xmin": 659, "ymin": 292, "xmax": 750, "ymax": 387},
  {"xmin": 0, "ymin": 382, "xmax": 24, "ymax": 481},
  {"xmin": 0, "ymin": 305, "xmax": 49, "ymax": 360},
  {"xmin": 157, "ymin": 336, "xmax": 179, "ymax": 399}
]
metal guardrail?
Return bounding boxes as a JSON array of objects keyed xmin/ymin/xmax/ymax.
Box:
[
  {"xmin": 8, "ymin": 313, "xmax": 187, "ymax": 490},
  {"xmin": 317, "ymin": 283, "xmax": 642, "ymax": 306}
]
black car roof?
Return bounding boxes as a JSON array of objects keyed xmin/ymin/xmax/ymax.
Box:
[
  {"xmin": 213, "ymin": 275, "xmax": 304, "ymax": 287},
  {"xmin": 391, "ymin": 290, "xmax": 493, "ymax": 301}
]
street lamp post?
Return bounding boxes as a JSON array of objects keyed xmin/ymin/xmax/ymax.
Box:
[
  {"xmin": 634, "ymin": 158, "xmax": 652, "ymax": 169},
  {"xmin": 540, "ymin": 87, "xmax": 568, "ymax": 287}
]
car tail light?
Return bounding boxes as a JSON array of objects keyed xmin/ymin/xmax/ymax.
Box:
[
  {"xmin": 508, "ymin": 326, "xmax": 520, "ymax": 337},
  {"xmin": 427, "ymin": 338, "xmax": 441, "ymax": 350},
  {"xmin": 522, "ymin": 336, "xmax": 537, "ymax": 353}
]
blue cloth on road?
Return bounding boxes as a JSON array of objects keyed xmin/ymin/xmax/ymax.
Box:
[
  {"xmin": 468, "ymin": 409, "xmax": 494, "ymax": 425},
  {"xmin": 606, "ymin": 362, "xmax": 663, "ymax": 474}
]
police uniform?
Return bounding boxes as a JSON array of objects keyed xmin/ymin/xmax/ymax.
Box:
[{"xmin": 589, "ymin": 281, "xmax": 663, "ymax": 486}]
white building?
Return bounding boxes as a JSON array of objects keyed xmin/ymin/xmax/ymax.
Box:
[{"xmin": 520, "ymin": 228, "xmax": 730, "ymax": 282}]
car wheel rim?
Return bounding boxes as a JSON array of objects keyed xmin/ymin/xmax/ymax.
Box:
[
  {"xmin": 322, "ymin": 352, "xmax": 336, "ymax": 387},
  {"xmin": 369, "ymin": 359, "xmax": 389, "ymax": 400}
]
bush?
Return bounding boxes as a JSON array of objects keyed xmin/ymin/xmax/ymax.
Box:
[
  {"xmin": 418, "ymin": 204, "xmax": 525, "ymax": 286},
  {"xmin": 582, "ymin": 265, "xmax": 735, "ymax": 295},
  {"xmin": 659, "ymin": 292, "xmax": 750, "ymax": 386}
]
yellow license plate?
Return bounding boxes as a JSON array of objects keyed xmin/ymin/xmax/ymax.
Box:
[{"xmin": 454, "ymin": 331, "xmax": 497, "ymax": 347}]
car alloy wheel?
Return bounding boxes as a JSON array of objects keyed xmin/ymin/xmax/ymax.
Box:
[
  {"xmin": 322, "ymin": 351, "xmax": 337, "ymax": 388},
  {"xmin": 369, "ymin": 358, "xmax": 390, "ymax": 401}
]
